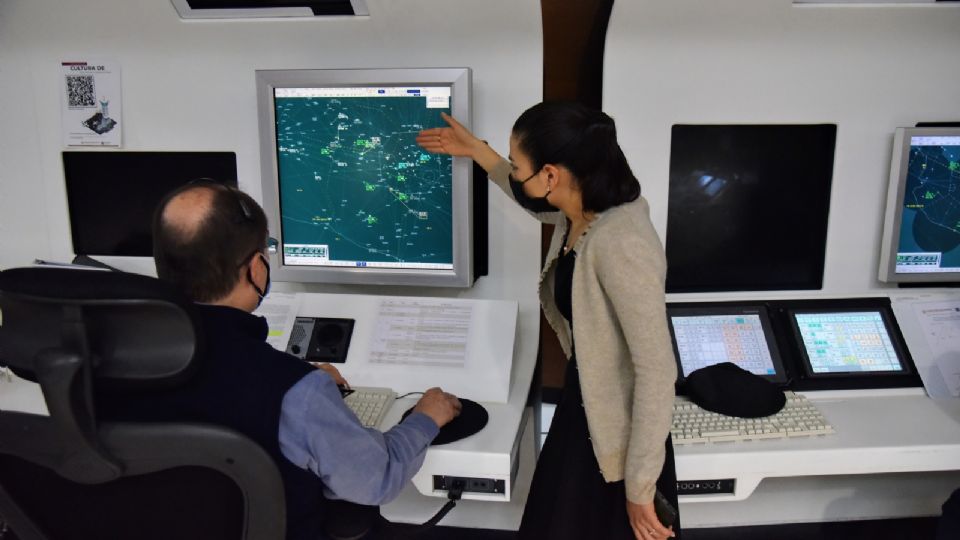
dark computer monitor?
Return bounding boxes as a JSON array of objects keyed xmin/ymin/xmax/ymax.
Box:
[
  {"xmin": 787, "ymin": 307, "xmax": 909, "ymax": 377},
  {"xmin": 255, "ymin": 68, "xmax": 474, "ymax": 288},
  {"xmin": 665, "ymin": 124, "xmax": 837, "ymax": 293},
  {"xmin": 666, "ymin": 304, "xmax": 788, "ymax": 384},
  {"xmin": 63, "ymin": 151, "xmax": 237, "ymax": 257}
]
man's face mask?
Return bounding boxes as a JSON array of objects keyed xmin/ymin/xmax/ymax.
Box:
[
  {"xmin": 248, "ymin": 253, "xmax": 271, "ymax": 308},
  {"xmin": 509, "ymin": 169, "xmax": 557, "ymax": 213}
]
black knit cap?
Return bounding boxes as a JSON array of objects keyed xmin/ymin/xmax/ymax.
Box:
[{"xmin": 686, "ymin": 362, "xmax": 786, "ymax": 418}]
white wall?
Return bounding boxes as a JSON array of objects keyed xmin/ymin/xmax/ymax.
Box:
[
  {"xmin": 0, "ymin": 0, "xmax": 544, "ymax": 311},
  {"xmin": 604, "ymin": 0, "xmax": 960, "ymax": 300}
]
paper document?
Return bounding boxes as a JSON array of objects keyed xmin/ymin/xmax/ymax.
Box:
[
  {"xmin": 32, "ymin": 259, "xmax": 109, "ymax": 271},
  {"xmin": 912, "ymin": 301, "xmax": 960, "ymax": 397},
  {"xmin": 893, "ymin": 294, "xmax": 960, "ymax": 398},
  {"xmin": 0, "ymin": 373, "xmax": 49, "ymax": 416},
  {"xmin": 369, "ymin": 298, "xmax": 473, "ymax": 367},
  {"xmin": 254, "ymin": 292, "xmax": 302, "ymax": 352}
]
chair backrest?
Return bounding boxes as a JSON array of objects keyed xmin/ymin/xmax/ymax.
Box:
[{"xmin": 0, "ymin": 267, "xmax": 285, "ymax": 540}]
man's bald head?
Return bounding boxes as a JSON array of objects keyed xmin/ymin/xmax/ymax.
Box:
[
  {"xmin": 160, "ymin": 186, "xmax": 216, "ymax": 242},
  {"xmin": 152, "ymin": 182, "xmax": 267, "ymax": 303}
]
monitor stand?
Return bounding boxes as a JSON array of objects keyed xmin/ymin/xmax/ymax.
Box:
[{"xmin": 72, "ymin": 255, "xmax": 120, "ymax": 272}]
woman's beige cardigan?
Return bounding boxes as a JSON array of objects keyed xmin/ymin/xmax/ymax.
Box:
[{"xmin": 489, "ymin": 159, "xmax": 676, "ymax": 504}]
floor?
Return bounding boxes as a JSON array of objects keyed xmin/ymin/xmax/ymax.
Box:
[
  {"xmin": 395, "ymin": 516, "xmax": 941, "ymax": 539},
  {"xmin": 1, "ymin": 516, "xmax": 944, "ymax": 540}
]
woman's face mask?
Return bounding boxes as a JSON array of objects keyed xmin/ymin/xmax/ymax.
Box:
[{"xmin": 509, "ymin": 169, "xmax": 557, "ymax": 213}]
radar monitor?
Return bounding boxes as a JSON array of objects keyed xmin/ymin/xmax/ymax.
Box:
[
  {"xmin": 666, "ymin": 304, "xmax": 787, "ymax": 383},
  {"xmin": 879, "ymin": 127, "xmax": 960, "ymax": 283},
  {"xmin": 788, "ymin": 308, "xmax": 908, "ymax": 377},
  {"xmin": 256, "ymin": 68, "xmax": 473, "ymax": 287}
]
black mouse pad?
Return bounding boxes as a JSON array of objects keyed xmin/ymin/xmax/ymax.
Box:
[{"xmin": 401, "ymin": 399, "xmax": 488, "ymax": 445}]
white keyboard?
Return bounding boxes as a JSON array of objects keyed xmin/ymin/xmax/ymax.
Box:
[
  {"xmin": 671, "ymin": 391, "xmax": 835, "ymax": 445},
  {"xmin": 344, "ymin": 386, "xmax": 396, "ymax": 429}
]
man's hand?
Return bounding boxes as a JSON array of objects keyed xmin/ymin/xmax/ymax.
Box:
[
  {"xmin": 310, "ymin": 362, "xmax": 349, "ymax": 388},
  {"xmin": 627, "ymin": 499, "xmax": 675, "ymax": 540},
  {"xmin": 412, "ymin": 387, "xmax": 462, "ymax": 428}
]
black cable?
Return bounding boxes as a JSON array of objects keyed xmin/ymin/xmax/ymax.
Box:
[
  {"xmin": 397, "ymin": 391, "xmax": 424, "ymax": 399},
  {"xmin": 395, "ymin": 479, "xmax": 464, "ymax": 538},
  {"xmin": 421, "ymin": 500, "xmax": 457, "ymax": 528},
  {"xmin": 426, "ymin": 479, "xmax": 463, "ymax": 525}
]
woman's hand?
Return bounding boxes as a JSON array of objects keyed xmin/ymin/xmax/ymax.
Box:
[
  {"xmin": 416, "ymin": 112, "xmax": 484, "ymax": 158},
  {"xmin": 310, "ymin": 362, "xmax": 349, "ymax": 388},
  {"xmin": 626, "ymin": 499, "xmax": 675, "ymax": 540}
]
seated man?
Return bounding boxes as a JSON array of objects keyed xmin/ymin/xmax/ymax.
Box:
[{"xmin": 99, "ymin": 181, "xmax": 461, "ymax": 540}]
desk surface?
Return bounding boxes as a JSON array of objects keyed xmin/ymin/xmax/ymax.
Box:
[
  {"xmin": 290, "ymin": 291, "xmax": 539, "ymax": 511},
  {"xmin": 675, "ymin": 388, "xmax": 960, "ymax": 502},
  {"xmin": 293, "ymin": 293, "xmax": 519, "ymax": 404}
]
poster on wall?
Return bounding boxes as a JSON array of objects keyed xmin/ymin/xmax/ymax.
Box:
[{"xmin": 60, "ymin": 59, "xmax": 122, "ymax": 147}]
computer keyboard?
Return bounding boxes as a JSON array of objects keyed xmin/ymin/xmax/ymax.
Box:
[
  {"xmin": 344, "ymin": 386, "xmax": 396, "ymax": 429},
  {"xmin": 671, "ymin": 391, "xmax": 835, "ymax": 445}
]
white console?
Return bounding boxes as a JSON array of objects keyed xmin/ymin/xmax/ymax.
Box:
[{"xmin": 282, "ymin": 292, "xmax": 532, "ymax": 505}]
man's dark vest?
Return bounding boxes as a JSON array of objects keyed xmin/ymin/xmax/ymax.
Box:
[{"xmin": 98, "ymin": 304, "xmax": 325, "ymax": 540}]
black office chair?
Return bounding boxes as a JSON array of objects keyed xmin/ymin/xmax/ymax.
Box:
[{"xmin": 0, "ymin": 267, "xmax": 285, "ymax": 540}]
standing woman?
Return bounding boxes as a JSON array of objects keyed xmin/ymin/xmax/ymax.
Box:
[{"xmin": 417, "ymin": 102, "xmax": 680, "ymax": 540}]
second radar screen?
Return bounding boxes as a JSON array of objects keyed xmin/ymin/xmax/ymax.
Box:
[{"xmin": 275, "ymin": 86, "xmax": 454, "ymax": 271}]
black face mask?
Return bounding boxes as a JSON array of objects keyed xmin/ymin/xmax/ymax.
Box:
[
  {"xmin": 247, "ymin": 253, "xmax": 271, "ymax": 308},
  {"xmin": 509, "ymin": 170, "xmax": 558, "ymax": 213}
]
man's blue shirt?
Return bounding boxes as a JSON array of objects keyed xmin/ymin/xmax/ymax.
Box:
[{"xmin": 278, "ymin": 369, "xmax": 439, "ymax": 505}]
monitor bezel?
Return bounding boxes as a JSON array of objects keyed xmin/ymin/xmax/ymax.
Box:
[
  {"xmin": 665, "ymin": 304, "xmax": 788, "ymax": 384},
  {"xmin": 787, "ymin": 307, "xmax": 910, "ymax": 378},
  {"xmin": 665, "ymin": 123, "xmax": 836, "ymax": 293},
  {"xmin": 878, "ymin": 126, "xmax": 960, "ymax": 283},
  {"xmin": 63, "ymin": 150, "xmax": 238, "ymax": 259},
  {"xmin": 255, "ymin": 68, "xmax": 473, "ymax": 287}
]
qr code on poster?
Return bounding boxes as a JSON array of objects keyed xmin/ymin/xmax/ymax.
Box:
[{"xmin": 66, "ymin": 75, "xmax": 96, "ymax": 107}]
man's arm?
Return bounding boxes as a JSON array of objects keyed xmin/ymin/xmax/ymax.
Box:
[{"xmin": 278, "ymin": 370, "xmax": 439, "ymax": 505}]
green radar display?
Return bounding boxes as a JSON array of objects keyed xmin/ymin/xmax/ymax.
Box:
[
  {"xmin": 895, "ymin": 133, "xmax": 960, "ymax": 273},
  {"xmin": 274, "ymin": 86, "xmax": 453, "ymax": 270}
]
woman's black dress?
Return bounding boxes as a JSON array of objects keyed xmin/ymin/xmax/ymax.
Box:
[{"xmin": 518, "ymin": 241, "xmax": 681, "ymax": 540}]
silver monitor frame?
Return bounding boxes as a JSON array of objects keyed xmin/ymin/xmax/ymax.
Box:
[
  {"xmin": 878, "ymin": 127, "xmax": 960, "ymax": 283},
  {"xmin": 256, "ymin": 68, "xmax": 473, "ymax": 287}
]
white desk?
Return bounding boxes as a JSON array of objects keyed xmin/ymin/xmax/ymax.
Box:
[
  {"xmin": 676, "ymin": 388, "xmax": 960, "ymax": 527},
  {"xmin": 289, "ymin": 292, "xmax": 536, "ymax": 507},
  {"xmin": 294, "ymin": 293, "xmax": 518, "ymax": 404},
  {"xmin": 382, "ymin": 406, "xmax": 537, "ymax": 530}
]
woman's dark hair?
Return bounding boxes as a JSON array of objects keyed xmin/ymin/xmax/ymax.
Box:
[
  {"xmin": 512, "ymin": 101, "xmax": 640, "ymax": 213},
  {"xmin": 152, "ymin": 182, "xmax": 268, "ymax": 303}
]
